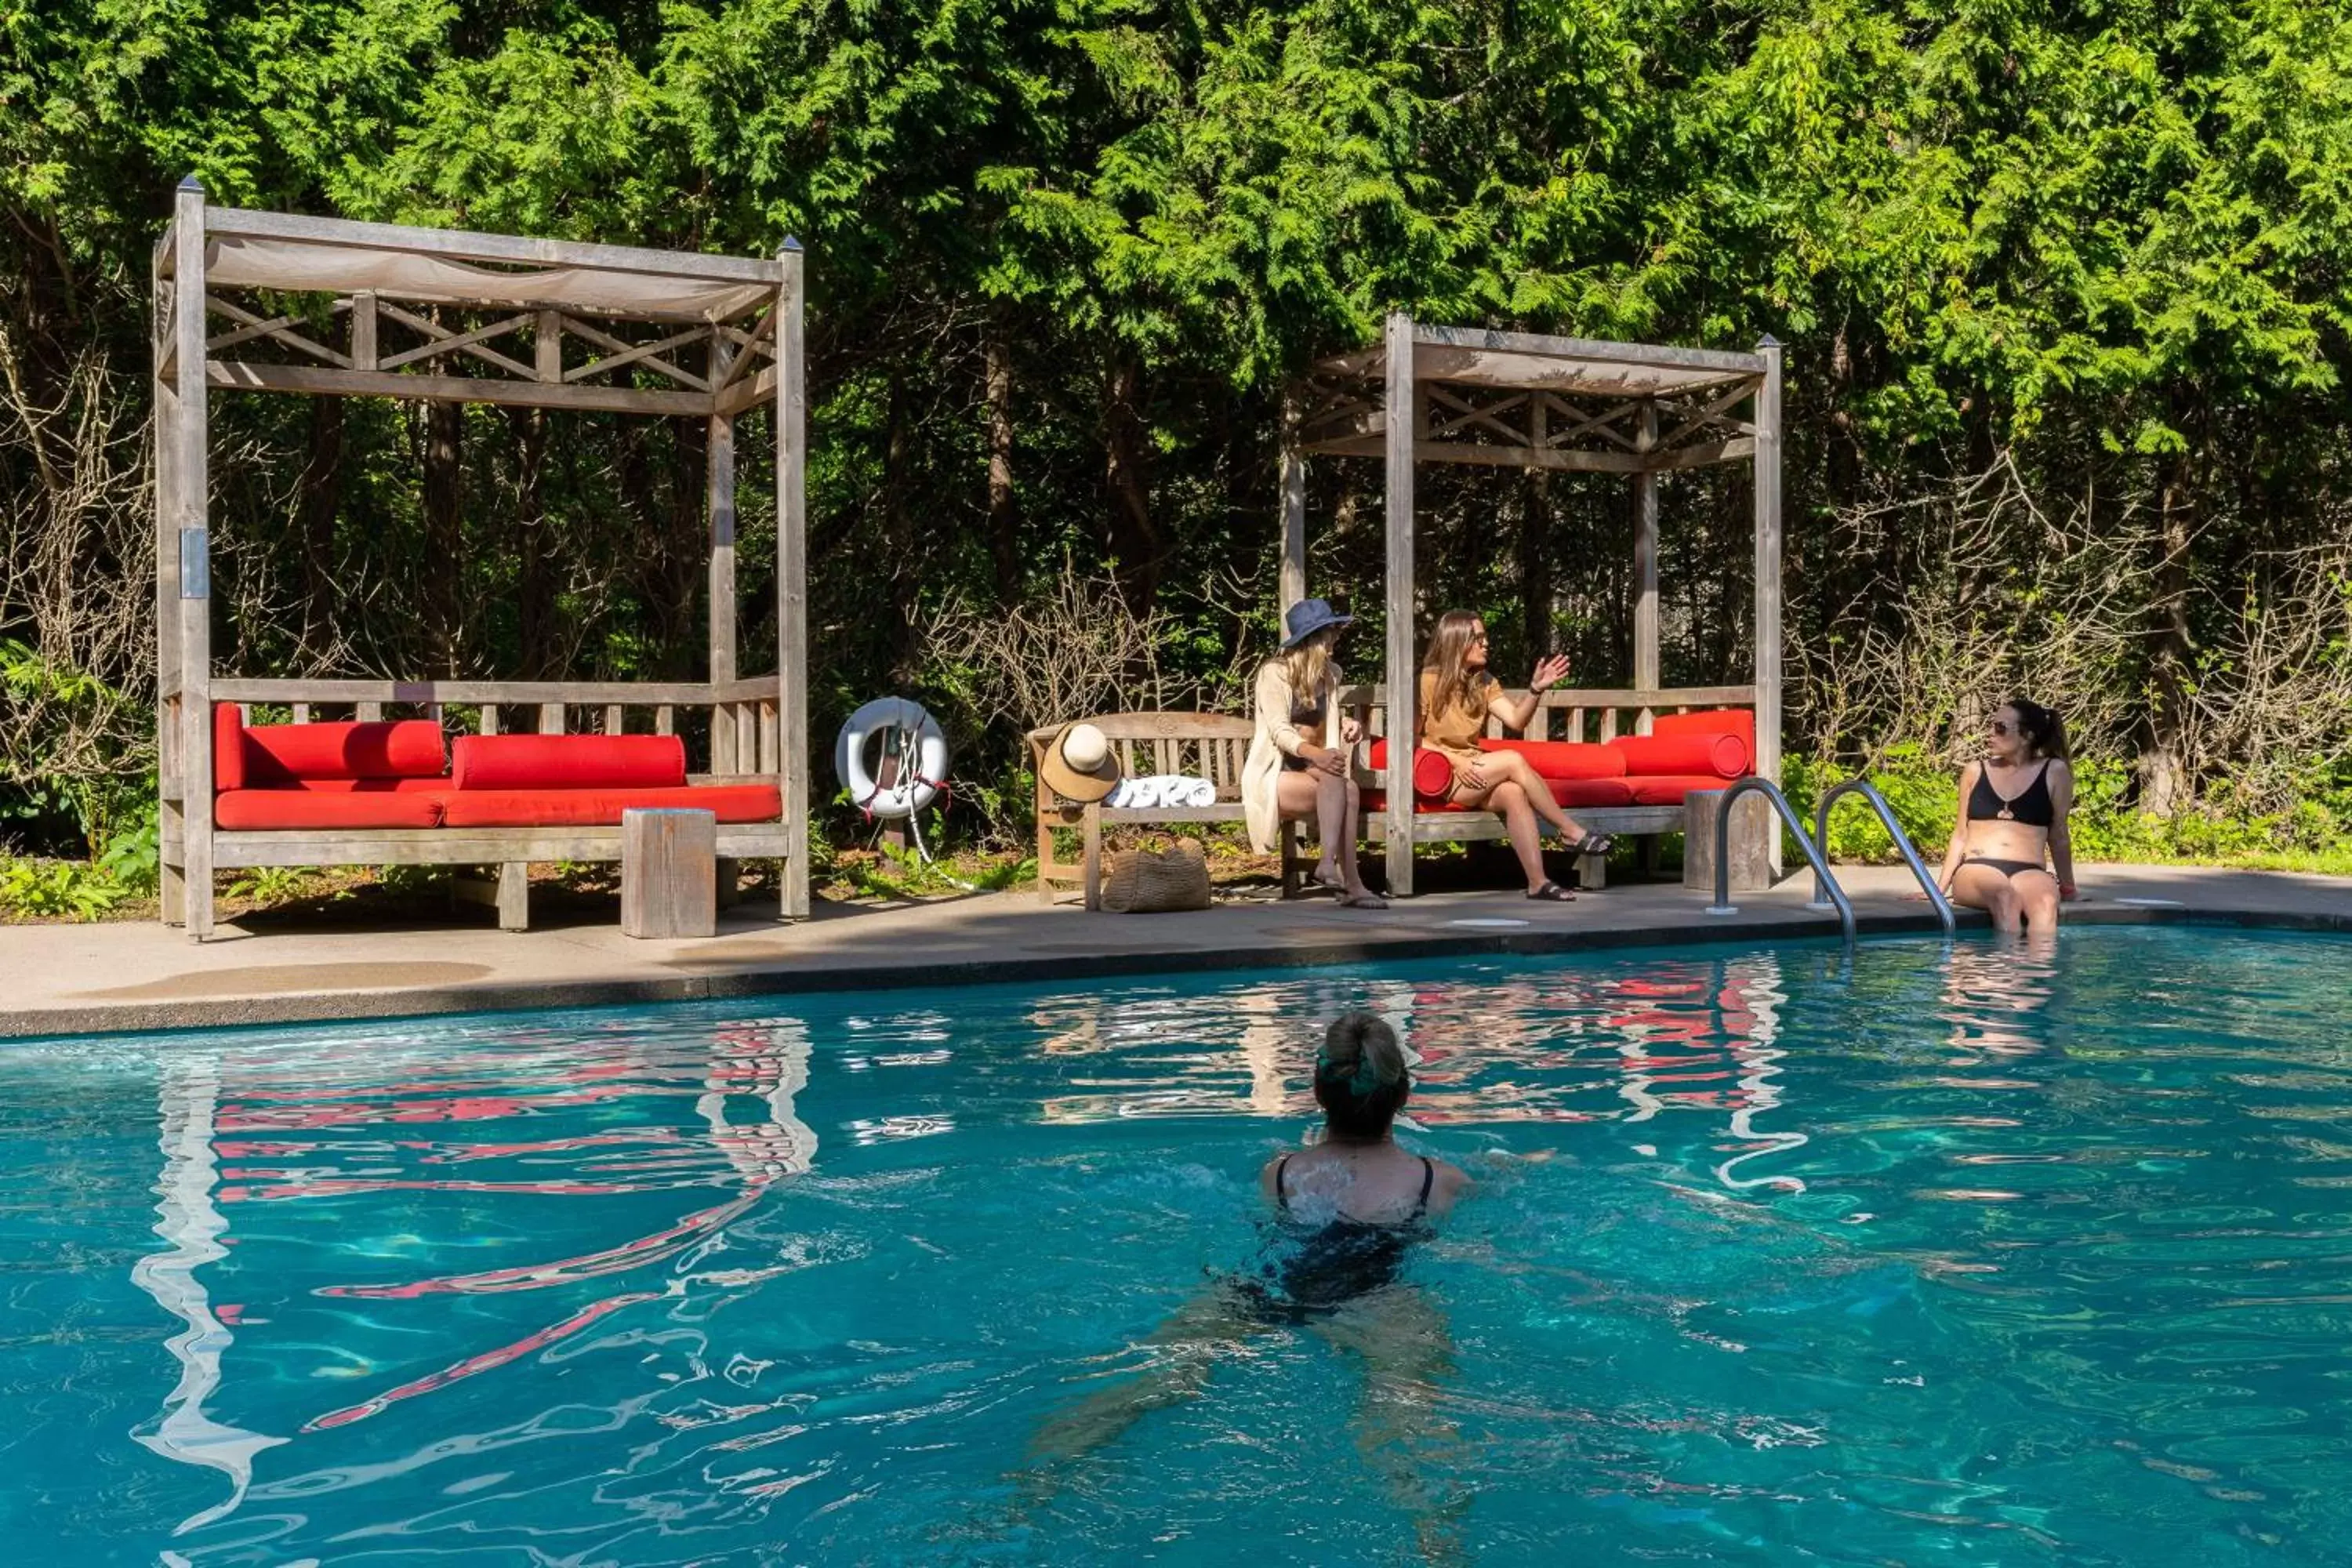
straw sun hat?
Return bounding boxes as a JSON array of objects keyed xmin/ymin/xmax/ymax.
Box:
[{"xmin": 1040, "ymin": 721, "xmax": 1121, "ymax": 804}]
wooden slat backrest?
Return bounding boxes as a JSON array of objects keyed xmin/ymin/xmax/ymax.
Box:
[
  {"xmin": 1339, "ymin": 683, "xmax": 1756, "ymax": 746},
  {"xmin": 1028, "ymin": 711, "xmax": 1254, "ymax": 803}
]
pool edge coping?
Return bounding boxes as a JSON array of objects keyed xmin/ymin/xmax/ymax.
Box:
[{"xmin": 6, "ymin": 901, "xmax": 2348, "ymax": 1043}]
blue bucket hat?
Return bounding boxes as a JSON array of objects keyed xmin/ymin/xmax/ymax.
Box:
[{"xmin": 1281, "ymin": 597, "xmax": 1354, "ymax": 649}]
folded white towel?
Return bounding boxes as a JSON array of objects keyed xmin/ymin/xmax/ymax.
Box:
[{"xmin": 1106, "ymin": 774, "xmax": 1215, "ymax": 809}]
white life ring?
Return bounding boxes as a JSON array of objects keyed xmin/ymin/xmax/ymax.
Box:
[{"xmin": 834, "ymin": 697, "xmax": 949, "ymax": 819}]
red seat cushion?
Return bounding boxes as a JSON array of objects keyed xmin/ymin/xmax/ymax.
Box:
[
  {"xmin": 1476, "ymin": 739, "xmax": 1627, "ymax": 780},
  {"xmin": 452, "ymin": 734, "xmax": 687, "ymax": 791},
  {"xmin": 216, "ymin": 789, "xmax": 445, "ymax": 830},
  {"xmin": 1551, "ymin": 778, "xmax": 1636, "ymax": 808},
  {"xmin": 1610, "ymin": 731, "xmax": 1751, "ymax": 779},
  {"xmin": 1624, "ymin": 774, "xmax": 1737, "ymax": 806},
  {"xmin": 1363, "ymin": 740, "xmax": 1456, "ymax": 802},
  {"xmin": 439, "ymin": 784, "xmax": 781, "ymax": 828}
]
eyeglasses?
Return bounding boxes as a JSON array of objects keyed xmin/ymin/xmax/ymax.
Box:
[
  {"xmin": 1469, "ymin": 632, "xmax": 1490, "ymax": 645},
  {"xmin": 1989, "ymin": 720, "xmax": 2013, "ymax": 736}
]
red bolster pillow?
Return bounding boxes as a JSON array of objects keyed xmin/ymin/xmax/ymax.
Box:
[
  {"xmin": 1364, "ymin": 739, "xmax": 1457, "ymax": 802},
  {"xmin": 452, "ymin": 733, "xmax": 687, "ymax": 791},
  {"xmin": 1475, "ymin": 739, "xmax": 1626, "ymax": 780},
  {"xmin": 1609, "ymin": 731, "xmax": 1750, "ymax": 779},
  {"xmin": 1653, "ymin": 708, "xmax": 1755, "ymax": 752},
  {"xmin": 214, "ymin": 703, "xmax": 247, "ymax": 791},
  {"xmin": 230, "ymin": 716, "xmax": 448, "ymax": 785}
]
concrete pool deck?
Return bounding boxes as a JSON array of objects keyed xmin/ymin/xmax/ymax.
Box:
[{"xmin": 4, "ymin": 862, "xmax": 2350, "ymax": 1038}]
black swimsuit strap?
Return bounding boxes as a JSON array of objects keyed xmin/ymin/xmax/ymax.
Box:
[
  {"xmin": 1414, "ymin": 1156, "xmax": 1435, "ymax": 1217},
  {"xmin": 1274, "ymin": 1154, "xmax": 1291, "ymax": 1210}
]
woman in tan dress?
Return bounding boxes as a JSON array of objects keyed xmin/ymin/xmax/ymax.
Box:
[
  {"xmin": 1417, "ymin": 609, "xmax": 1613, "ymax": 902},
  {"xmin": 1241, "ymin": 598, "xmax": 1386, "ymax": 908}
]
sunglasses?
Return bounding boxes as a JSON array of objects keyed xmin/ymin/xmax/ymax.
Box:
[
  {"xmin": 1470, "ymin": 632, "xmax": 1490, "ymax": 645},
  {"xmin": 1989, "ymin": 719, "xmax": 2013, "ymax": 736}
]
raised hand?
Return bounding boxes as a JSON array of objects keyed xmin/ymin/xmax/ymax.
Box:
[{"xmin": 1530, "ymin": 653, "xmax": 1571, "ymax": 691}]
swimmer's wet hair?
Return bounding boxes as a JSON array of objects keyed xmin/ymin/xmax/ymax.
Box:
[{"xmin": 1316, "ymin": 1011, "xmax": 1409, "ymax": 1138}]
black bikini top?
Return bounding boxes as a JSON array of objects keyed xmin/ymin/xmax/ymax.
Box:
[{"xmin": 1969, "ymin": 759, "xmax": 2055, "ymax": 829}]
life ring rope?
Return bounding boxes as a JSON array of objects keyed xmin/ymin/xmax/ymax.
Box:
[{"xmin": 833, "ymin": 697, "xmax": 950, "ymax": 822}]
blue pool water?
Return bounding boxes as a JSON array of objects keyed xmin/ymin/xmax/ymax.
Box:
[{"xmin": 5, "ymin": 926, "xmax": 2352, "ymax": 1564}]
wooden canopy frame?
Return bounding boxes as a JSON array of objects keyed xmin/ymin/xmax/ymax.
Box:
[
  {"xmin": 1280, "ymin": 315, "xmax": 1782, "ymax": 896},
  {"xmin": 151, "ymin": 177, "xmax": 809, "ymax": 938}
]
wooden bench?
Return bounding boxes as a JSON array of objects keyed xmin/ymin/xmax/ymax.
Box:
[
  {"xmin": 1028, "ymin": 713, "xmax": 1313, "ymax": 909},
  {"xmin": 1338, "ymin": 681, "xmax": 1764, "ymax": 891},
  {"xmin": 183, "ymin": 679, "xmax": 793, "ymax": 934},
  {"xmin": 1029, "ymin": 686, "xmax": 1762, "ymax": 904}
]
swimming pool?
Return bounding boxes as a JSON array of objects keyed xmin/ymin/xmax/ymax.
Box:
[{"xmin": 6, "ymin": 925, "xmax": 2350, "ymax": 1564}]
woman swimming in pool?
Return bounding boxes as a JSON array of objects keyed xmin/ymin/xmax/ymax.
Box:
[
  {"xmin": 1933, "ymin": 697, "xmax": 2078, "ymax": 935},
  {"xmin": 1022, "ymin": 1012, "xmax": 1472, "ymax": 1556},
  {"xmin": 1246, "ymin": 1010, "xmax": 1470, "ymax": 1308}
]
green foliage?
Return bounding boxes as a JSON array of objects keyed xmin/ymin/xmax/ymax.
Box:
[
  {"xmin": 96, "ymin": 811, "xmax": 160, "ymax": 895},
  {"xmin": 225, "ymin": 866, "xmax": 321, "ymax": 906},
  {"xmin": 0, "ymin": 858, "xmax": 130, "ymax": 920}
]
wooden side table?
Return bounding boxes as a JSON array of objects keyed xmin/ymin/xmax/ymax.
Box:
[
  {"xmin": 1683, "ymin": 789, "xmax": 1773, "ymax": 895},
  {"xmin": 621, "ymin": 808, "xmax": 718, "ymax": 938}
]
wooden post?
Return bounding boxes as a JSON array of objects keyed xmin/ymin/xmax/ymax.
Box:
[
  {"xmin": 1753, "ymin": 337, "xmax": 1784, "ymax": 874},
  {"xmin": 707, "ymin": 334, "xmax": 739, "ymax": 775},
  {"xmin": 498, "ymin": 861, "xmax": 530, "ymax": 931},
  {"xmin": 173, "ymin": 178, "xmax": 215, "ymax": 939},
  {"xmin": 1632, "ymin": 399, "xmax": 1661, "ymax": 729},
  {"xmin": 153, "ymin": 220, "xmax": 185, "ymax": 923},
  {"xmin": 533, "ymin": 310, "xmax": 560, "ymax": 382},
  {"xmin": 1382, "ymin": 312, "xmax": 1416, "ymax": 898},
  {"xmin": 1278, "ymin": 388, "xmax": 1307, "ymax": 614},
  {"xmin": 621, "ymin": 809, "xmax": 717, "ymax": 938},
  {"xmin": 352, "ymin": 291, "xmax": 379, "ymax": 372},
  {"xmin": 776, "ymin": 242, "xmax": 811, "ymax": 920}
]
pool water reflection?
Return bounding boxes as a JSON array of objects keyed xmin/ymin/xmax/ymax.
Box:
[{"xmin": 4, "ymin": 926, "xmax": 2350, "ymax": 1564}]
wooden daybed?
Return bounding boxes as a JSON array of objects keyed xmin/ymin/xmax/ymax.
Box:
[
  {"xmin": 151, "ymin": 181, "xmax": 811, "ymax": 938},
  {"xmin": 1279, "ymin": 316, "xmax": 1784, "ymax": 894}
]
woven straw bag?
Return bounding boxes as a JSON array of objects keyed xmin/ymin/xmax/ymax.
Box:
[{"xmin": 1101, "ymin": 838, "xmax": 1212, "ymax": 913}]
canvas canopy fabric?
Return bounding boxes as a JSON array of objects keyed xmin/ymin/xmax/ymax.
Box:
[{"xmin": 204, "ymin": 235, "xmax": 775, "ymax": 321}]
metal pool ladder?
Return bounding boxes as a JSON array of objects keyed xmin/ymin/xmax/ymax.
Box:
[
  {"xmin": 1703, "ymin": 776, "xmax": 1856, "ymax": 943},
  {"xmin": 1809, "ymin": 778, "xmax": 1954, "ymax": 934}
]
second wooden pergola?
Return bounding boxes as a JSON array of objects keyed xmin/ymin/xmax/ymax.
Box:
[
  {"xmin": 151, "ymin": 181, "xmax": 810, "ymax": 937},
  {"xmin": 1281, "ymin": 315, "xmax": 1784, "ymax": 896}
]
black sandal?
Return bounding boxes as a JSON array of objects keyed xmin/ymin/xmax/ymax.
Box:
[
  {"xmin": 1526, "ymin": 880, "xmax": 1576, "ymax": 902},
  {"xmin": 1563, "ymin": 833, "xmax": 1616, "ymax": 858}
]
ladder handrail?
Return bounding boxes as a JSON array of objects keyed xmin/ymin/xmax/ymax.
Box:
[
  {"xmin": 1811, "ymin": 778, "xmax": 1955, "ymax": 933},
  {"xmin": 1703, "ymin": 775, "xmax": 1855, "ymax": 944}
]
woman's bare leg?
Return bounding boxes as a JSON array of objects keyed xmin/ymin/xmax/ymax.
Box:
[
  {"xmin": 1462, "ymin": 751, "xmax": 1588, "ymax": 842},
  {"xmin": 1485, "ymin": 780, "xmax": 1550, "ymax": 893},
  {"xmin": 1276, "ymin": 769, "xmax": 1382, "ymax": 904},
  {"xmin": 2010, "ymin": 868, "xmax": 2063, "ymax": 931},
  {"xmin": 1027, "ymin": 1289, "xmax": 1268, "ymax": 1472},
  {"xmin": 1312, "ymin": 1288, "xmax": 1469, "ymax": 1565},
  {"xmin": 1951, "ymin": 862, "xmax": 2023, "ymax": 935}
]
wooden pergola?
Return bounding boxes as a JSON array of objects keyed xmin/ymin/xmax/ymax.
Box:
[
  {"xmin": 1281, "ymin": 314, "xmax": 1782, "ymax": 896},
  {"xmin": 151, "ymin": 177, "xmax": 808, "ymax": 938}
]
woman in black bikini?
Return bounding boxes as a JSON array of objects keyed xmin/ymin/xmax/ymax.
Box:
[
  {"xmin": 1934, "ymin": 697, "xmax": 2078, "ymax": 934},
  {"xmin": 1023, "ymin": 1013, "xmax": 1472, "ymax": 1555}
]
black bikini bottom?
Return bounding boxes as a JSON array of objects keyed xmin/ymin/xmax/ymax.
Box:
[{"xmin": 1964, "ymin": 857, "xmax": 2045, "ymax": 878}]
